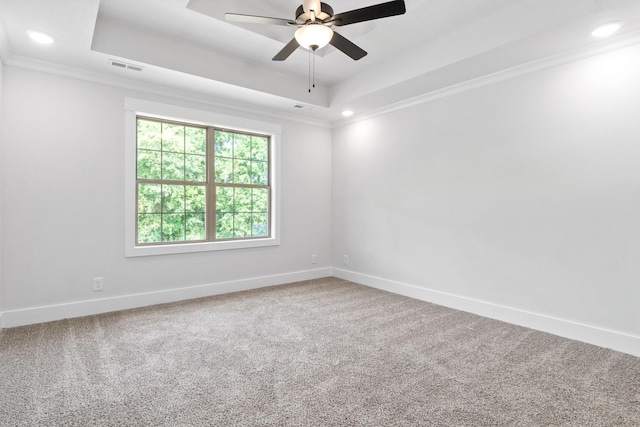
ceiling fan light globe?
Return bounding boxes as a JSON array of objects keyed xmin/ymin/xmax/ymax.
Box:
[{"xmin": 295, "ymin": 24, "xmax": 334, "ymax": 50}]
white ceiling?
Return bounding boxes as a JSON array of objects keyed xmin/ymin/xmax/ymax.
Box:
[{"xmin": 1, "ymin": 0, "xmax": 639, "ymax": 125}]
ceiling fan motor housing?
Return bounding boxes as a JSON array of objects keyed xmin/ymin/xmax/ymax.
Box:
[{"xmin": 296, "ymin": 3, "xmax": 334, "ymax": 23}]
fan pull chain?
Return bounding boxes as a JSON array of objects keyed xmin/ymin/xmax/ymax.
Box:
[
  {"xmin": 308, "ymin": 47, "xmax": 311, "ymax": 92},
  {"xmin": 308, "ymin": 47, "xmax": 318, "ymax": 93}
]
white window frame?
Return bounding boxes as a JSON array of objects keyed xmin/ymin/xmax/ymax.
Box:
[{"xmin": 125, "ymin": 98, "xmax": 281, "ymax": 257}]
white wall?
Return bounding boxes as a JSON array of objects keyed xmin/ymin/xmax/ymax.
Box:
[
  {"xmin": 0, "ymin": 66, "xmax": 332, "ymax": 323},
  {"xmin": 0, "ymin": 57, "xmax": 4, "ymax": 322},
  {"xmin": 332, "ymin": 44, "xmax": 640, "ymax": 355}
]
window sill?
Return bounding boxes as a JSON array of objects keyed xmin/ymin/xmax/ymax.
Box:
[{"xmin": 125, "ymin": 236, "xmax": 280, "ymax": 257}]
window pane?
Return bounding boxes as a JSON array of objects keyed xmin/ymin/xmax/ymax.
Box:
[
  {"xmin": 185, "ymin": 127, "xmax": 206, "ymax": 155},
  {"xmin": 234, "ymin": 134, "xmax": 252, "ymax": 159},
  {"xmin": 185, "ymin": 186, "xmax": 206, "ymax": 213},
  {"xmin": 138, "ymin": 214, "xmax": 162, "ymax": 243},
  {"xmin": 216, "ymin": 212, "xmax": 234, "ymax": 239},
  {"xmin": 186, "ymin": 213, "xmax": 206, "ymax": 240},
  {"xmin": 233, "ymin": 213, "xmax": 252, "ymax": 238},
  {"xmin": 162, "ymin": 214, "xmax": 185, "ymax": 241},
  {"xmin": 252, "ymin": 213, "xmax": 268, "ymax": 237},
  {"xmin": 162, "ymin": 123, "xmax": 184, "ymax": 153},
  {"xmin": 234, "ymin": 159, "xmax": 251, "ymax": 184},
  {"xmin": 235, "ymin": 187, "xmax": 252, "ymax": 212},
  {"xmin": 185, "ymin": 154, "xmax": 206, "ymax": 182},
  {"xmin": 214, "ymin": 131, "xmax": 233, "ymax": 157},
  {"xmin": 215, "ymin": 157, "xmax": 233, "ymax": 183},
  {"xmin": 137, "ymin": 183, "xmax": 207, "ymax": 243},
  {"xmin": 162, "ymin": 152, "xmax": 185, "ymax": 181},
  {"xmin": 252, "ymin": 188, "xmax": 269, "ymax": 213},
  {"xmin": 212, "ymin": 186, "xmax": 269, "ymax": 239},
  {"xmin": 138, "ymin": 184, "xmax": 162, "ymax": 214},
  {"xmin": 216, "ymin": 186, "xmax": 234, "ymax": 213},
  {"xmin": 251, "ymin": 136, "xmax": 268, "ymax": 161},
  {"xmin": 137, "ymin": 150, "xmax": 161, "ymax": 180},
  {"xmin": 251, "ymin": 160, "xmax": 268, "ymax": 185},
  {"xmin": 137, "ymin": 120, "xmax": 162, "ymax": 151},
  {"xmin": 162, "ymin": 185, "xmax": 185, "ymax": 213}
]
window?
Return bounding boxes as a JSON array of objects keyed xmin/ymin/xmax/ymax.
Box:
[
  {"xmin": 125, "ymin": 99, "xmax": 280, "ymax": 257},
  {"xmin": 136, "ymin": 117, "xmax": 271, "ymax": 244}
]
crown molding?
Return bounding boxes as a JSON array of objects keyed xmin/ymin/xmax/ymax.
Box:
[
  {"xmin": 4, "ymin": 55, "xmax": 332, "ymax": 129},
  {"xmin": 333, "ymin": 31, "xmax": 640, "ymax": 128}
]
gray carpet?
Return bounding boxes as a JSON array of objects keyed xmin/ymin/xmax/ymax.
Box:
[{"xmin": 1, "ymin": 277, "xmax": 639, "ymax": 426}]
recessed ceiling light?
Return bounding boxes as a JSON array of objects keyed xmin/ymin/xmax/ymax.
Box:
[
  {"xmin": 591, "ymin": 22, "xmax": 622, "ymax": 38},
  {"xmin": 342, "ymin": 110, "xmax": 354, "ymax": 117},
  {"xmin": 28, "ymin": 30, "xmax": 54, "ymax": 44}
]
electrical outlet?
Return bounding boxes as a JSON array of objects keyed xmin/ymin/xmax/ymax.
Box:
[
  {"xmin": 93, "ymin": 277, "xmax": 104, "ymax": 292},
  {"xmin": 343, "ymin": 255, "xmax": 349, "ymax": 265},
  {"xmin": 311, "ymin": 254, "xmax": 318, "ymax": 264}
]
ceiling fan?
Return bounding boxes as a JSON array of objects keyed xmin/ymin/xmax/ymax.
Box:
[{"xmin": 225, "ymin": 0, "xmax": 406, "ymax": 61}]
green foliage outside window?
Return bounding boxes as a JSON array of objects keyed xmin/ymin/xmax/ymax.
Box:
[
  {"xmin": 214, "ymin": 131, "xmax": 268, "ymax": 185},
  {"xmin": 215, "ymin": 187, "xmax": 269, "ymax": 239},
  {"xmin": 136, "ymin": 118, "xmax": 270, "ymax": 245},
  {"xmin": 137, "ymin": 120, "xmax": 206, "ymax": 182}
]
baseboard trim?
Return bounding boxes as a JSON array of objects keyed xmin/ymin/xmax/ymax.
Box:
[
  {"xmin": 333, "ymin": 268, "xmax": 640, "ymax": 358},
  {"xmin": 1, "ymin": 268, "xmax": 332, "ymax": 329}
]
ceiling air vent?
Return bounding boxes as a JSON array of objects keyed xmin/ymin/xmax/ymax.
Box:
[{"xmin": 109, "ymin": 59, "xmax": 144, "ymax": 72}]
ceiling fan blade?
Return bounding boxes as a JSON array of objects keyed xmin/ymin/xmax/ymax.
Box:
[
  {"xmin": 329, "ymin": 32, "xmax": 367, "ymax": 60},
  {"xmin": 225, "ymin": 13, "xmax": 294, "ymax": 26},
  {"xmin": 328, "ymin": 0, "xmax": 406, "ymax": 26},
  {"xmin": 272, "ymin": 38, "xmax": 300, "ymax": 61}
]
